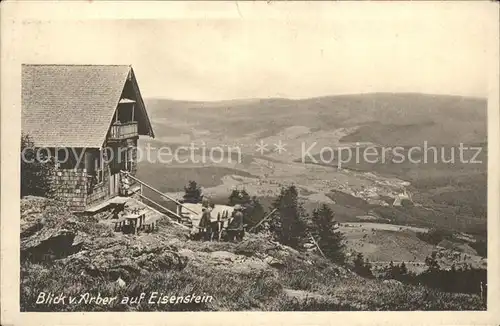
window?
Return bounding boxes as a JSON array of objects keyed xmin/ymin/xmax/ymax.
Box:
[
  {"xmin": 124, "ymin": 147, "xmax": 134, "ymax": 172},
  {"xmin": 95, "ymin": 153, "xmax": 103, "ymax": 183},
  {"xmin": 120, "ymin": 148, "xmax": 128, "ymax": 171},
  {"xmin": 129, "ymin": 148, "xmax": 134, "ymax": 171},
  {"xmin": 86, "ymin": 150, "xmax": 103, "ymax": 184}
]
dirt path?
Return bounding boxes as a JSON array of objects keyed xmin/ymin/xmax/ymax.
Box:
[{"xmin": 340, "ymin": 222, "xmax": 428, "ymax": 233}]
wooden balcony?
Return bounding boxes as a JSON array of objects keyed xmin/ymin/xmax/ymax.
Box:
[{"xmin": 108, "ymin": 121, "xmax": 138, "ymax": 141}]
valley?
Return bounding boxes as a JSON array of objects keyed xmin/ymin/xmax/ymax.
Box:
[{"xmin": 136, "ymin": 93, "xmax": 488, "ymax": 270}]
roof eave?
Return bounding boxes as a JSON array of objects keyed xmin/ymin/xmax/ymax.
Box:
[{"xmin": 130, "ymin": 68, "xmax": 155, "ymax": 138}]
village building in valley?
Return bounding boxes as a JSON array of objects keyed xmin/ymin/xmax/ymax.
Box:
[{"xmin": 21, "ymin": 64, "xmax": 155, "ymax": 211}]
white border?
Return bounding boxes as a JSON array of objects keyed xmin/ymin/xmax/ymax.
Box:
[{"xmin": 1, "ymin": 1, "xmax": 499, "ymax": 325}]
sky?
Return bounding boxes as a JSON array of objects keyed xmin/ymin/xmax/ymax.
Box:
[{"xmin": 8, "ymin": 2, "xmax": 496, "ymax": 101}]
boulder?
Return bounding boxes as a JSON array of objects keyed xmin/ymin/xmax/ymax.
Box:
[
  {"xmin": 20, "ymin": 212, "xmax": 45, "ymax": 238},
  {"xmin": 59, "ymin": 245, "xmax": 188, "ymax": 281},
  {"xmin": 21, "ymin": 228, "xmax": 82, "ymax": 261}
]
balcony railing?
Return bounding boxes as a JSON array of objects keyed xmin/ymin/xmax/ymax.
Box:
[{"xmin": 108, "ymin": 121, "xmax": 138, "ymax": 140}]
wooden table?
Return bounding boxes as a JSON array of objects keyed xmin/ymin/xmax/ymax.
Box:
[{"xmin": 123, "ymin": 213, "xmax": 145, "ymax": 234}]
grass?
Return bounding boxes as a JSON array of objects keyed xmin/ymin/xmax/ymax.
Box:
[
  {"xmin": 21, "ymin": 253, "xmax": 486, "ymax": 312},
  {"xmin": 21, "ymin": 260, "xmax": 282, "ymax": 312},
  {"xmin": 20, "ymin": 193, "xmax": 487, "ymax": 312},
  {"xmin": 318, "ymin": 279, "xmax": 484, "ymax": 311},
  {"xmin": 21, "ymin": 237, "xmax": 486, "ymax": 312}
]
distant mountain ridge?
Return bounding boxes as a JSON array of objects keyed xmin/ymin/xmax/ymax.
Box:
[
  {"xmin": 145, "ymin": 93, "xmax": 487, "ymax": 146},
  {"xmin": 147, "ymin": 92, "xmax": 486, "ymax": 107}
]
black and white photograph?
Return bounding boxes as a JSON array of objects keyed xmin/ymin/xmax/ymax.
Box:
[{"xmin": 1, "ymin": 1, "xmax": 499, "ymax": 324}]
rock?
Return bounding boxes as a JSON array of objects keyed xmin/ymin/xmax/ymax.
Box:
[
  {"xmin": 303, "ymin": 243, "xmax": 315, "ymax": 249},
  {"xmin": 20, "ymin": 197, "xmax": 106, "ymax": 262},
  {"xmin": 116, "ymin": 277, "xmax": 126, "ymax": 288},
  {"xmin": 210, "ymin": 251, "xmax": 238, "ymax": 261},
  {"xmin": 21, "ymin": 228, "xmax": 82, "ymax": 261},
  {"xmin": 270, "ymin": 240, "xmax": 299, "ymax": 255},
  {"xmin": 20, "ymin": 213, "xmax": 45, "ymax": 238},
  {"xmin": 58, "ymin": 245, "xmax": 188, "ymax": 281},
  {"xmin": 73, "ymin": 232, "xmax": 86, "ymax": 247},
  {"xmin": 264, "ymin": 256, "xmax": 285, "ymax": 268},
  {"xmin": 383, "ymin": 279, "xmax": 403, "ymax": 286},
  {"xmin": 138, "ymin": 250, "xmax": 188, "ymax": 271},
  {"xmin": 178, "ymin": 248, "xmax": 195, "ymax": 258}
]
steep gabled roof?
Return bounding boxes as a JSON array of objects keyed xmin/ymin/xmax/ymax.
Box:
[{"xmin": 22, "ymin": 64, "xmax": 154, "ymax": 148}]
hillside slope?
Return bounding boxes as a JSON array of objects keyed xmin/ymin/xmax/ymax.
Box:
[{"xmin": 20, "ymin": 197, "xmax": 485, "ymax": 311}]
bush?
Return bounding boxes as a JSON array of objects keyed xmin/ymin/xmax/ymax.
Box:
[
  {"xmin": 353, "ymin": 253, "xmax": 374, "ymax": 278},
  {"xmin": 228, "ymin": 189, "xmax": 266, "ymax": 231},
  {"xmin": 470, "ymin": 239, "xmax": 487, "ymax": 258},
  {"xmin": 310, "ymin": 204, "xmax": 346, "ymax": 263},
  {"xmin": 424, "ymin": 251, "xmax": 441, "ymax": 272},
  {"xmin": 381, "ymin": 261, "xmax": 416, "ymax": 283},
  {"xmin": 269, "ymin": 186, "xmax": 308, "ymax": 248},
  {"xmin": 379, "ymin": 254, "xmax": 487, "ymax": 299},
  {"xmin": 417, "ymin": 263, "xmax": 486, "ymax": 296},
  {"xmin": 228, "ymin": 189, "xmax": 251, "ymax": 206},
  {"xmin": 20, "ymin": 134, "xmax": 55, "ymax": 198},
  {"xmin": 182, "ymin": 181, "xmax": 203, "ymax": 203}
]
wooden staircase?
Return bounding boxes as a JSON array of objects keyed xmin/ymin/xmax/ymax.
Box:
[
  {"xmin": 123, "ymin": 197, "xmax": 163, "ymax": 227},
  {"xmin": 120, "ymin": 170, "xmax": 198, "ymax": 229},
  {"xmin": 137, "ymin": 194, "xmax": 193, "ymax": 228}
]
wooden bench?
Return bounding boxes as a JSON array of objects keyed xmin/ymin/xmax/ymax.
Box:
[
  {"xmin": 208, "ymin": 220, "xmax": 224, "ymax": 241},
  {"xmin": 143, "ymin": 216, "xmax": 160, "ymax": 232},
  {"xmin": 113, "ymin": 217, "xmax": 127, "ymax": 231}
]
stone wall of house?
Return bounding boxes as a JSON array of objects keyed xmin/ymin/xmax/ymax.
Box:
[{"xmin": 51, "ymin": 169, "xmax": 88, "ymax": 211}]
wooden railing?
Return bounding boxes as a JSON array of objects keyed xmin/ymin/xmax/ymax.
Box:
[
  {"xmin": 120, "ymin": 170, "xmax": 198, "ymax": 215},
  {"xmin": 109, "ymin": 121, "xmax": 138, "ymax": 140},
  {"xmin": 138, "ymin": 193, "xmax": 182, "ymax": 221},
  {"xmin": 134, "ymin": 193, "xmax": 191, "ymax": 230}
]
